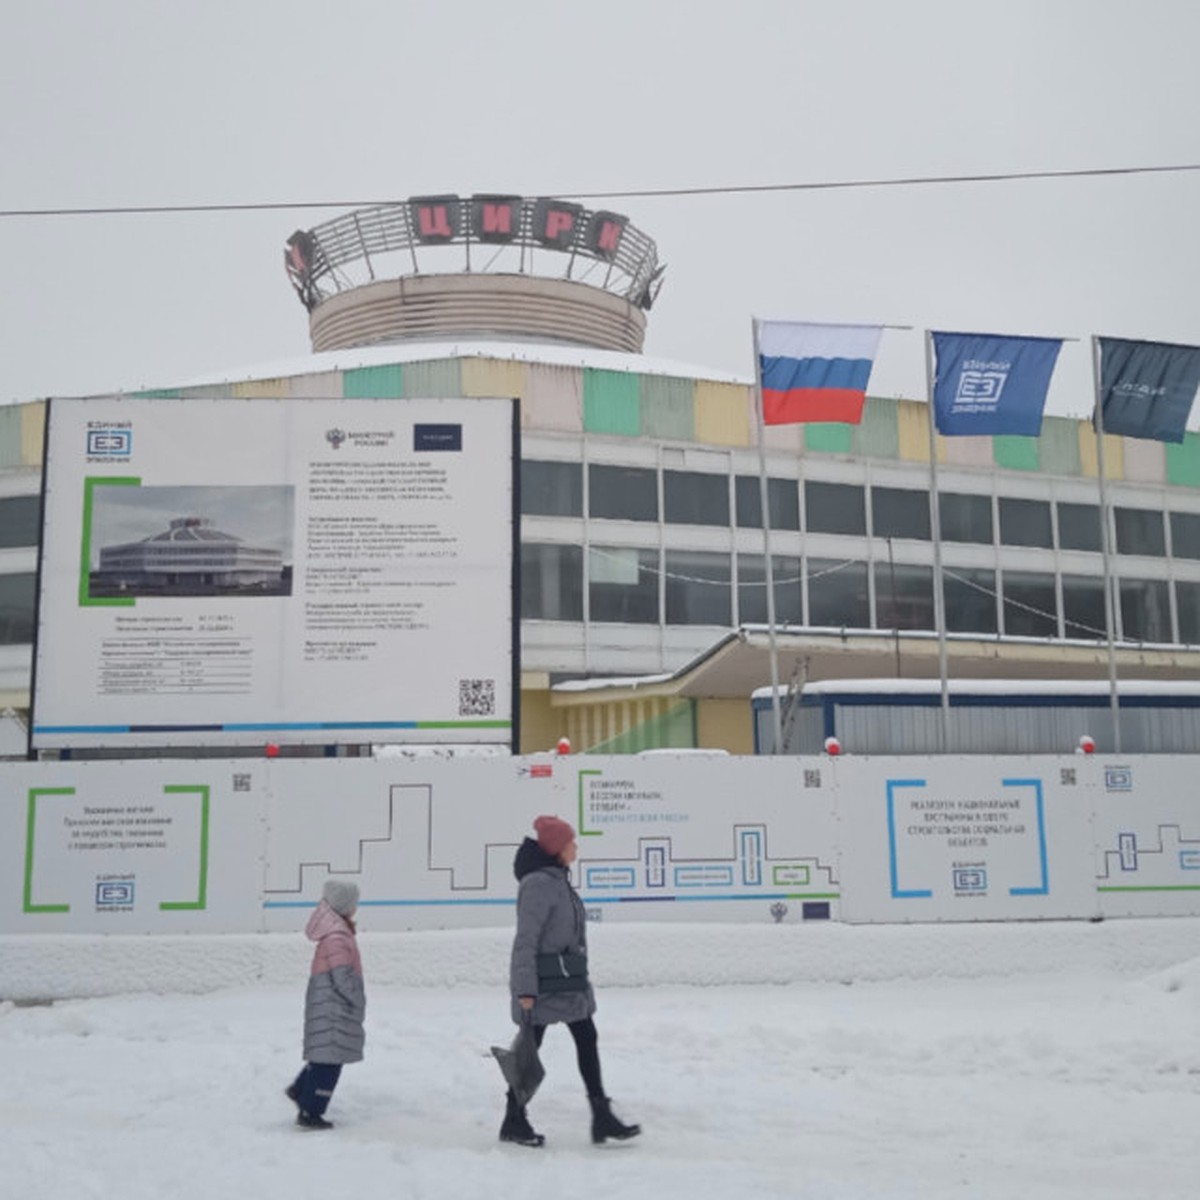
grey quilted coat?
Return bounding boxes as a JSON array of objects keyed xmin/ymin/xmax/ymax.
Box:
[
  {"xmin": 509, "ymin": 838, "xmax": 597, "ymax": 1026},
  {"xmin": 302, "ymin": 899, "xmax": 366, "ymax": 1064}
]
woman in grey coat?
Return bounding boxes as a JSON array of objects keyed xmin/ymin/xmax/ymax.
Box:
[{"xmin": 501, "ymin": 814, "xmax": 640, "ymax": 1148}]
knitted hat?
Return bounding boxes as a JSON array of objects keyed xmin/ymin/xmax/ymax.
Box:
[
  {"xmin": 534, "ymin": 814, "xmax": 576, "ymax": 857},
  {"xmin": 322, "ymin": 878, "xmax": 360, "ymax": 917}
]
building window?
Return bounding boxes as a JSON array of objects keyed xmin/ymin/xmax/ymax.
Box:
[
  {"xmin": 871, "ymin": 487, "xmax": 930, "ymax": 541},
  {"xmin": 1177, "ymin": 580, "xmax": 1200, "ymax": 643},
  {"xmin": 588, "ymin": 464, "xmax": 658, "ymax": 522},
  {"xmin": 1058, "ymin": 502, "xmax": 1102, "ymax": 552},
  {"xmin": 736, "ymin": 554, "xmax": 802, "ymax": 625},
  {"xmin": 1119, "ymin": 577, "xmax": 1171, "ymax": 642},
  {"xmin": 734, "ymin": 476, "xmax": 800, "ymax": 530},
  {"xmin": 1114, "ymin": 507, "xmax": 1166, "ymax": 557},
  {"xmin": 1061, "ymin": 574, "xmax": 1107, "ymax": 640},
  {"xmin": 939, "ymin": 492, "xmax": 992, "ymax": 544},
  {"xmin": 1170, "ymin": 512, "xmax": 1200, "ymax": 560},
  {"xmin": 520, "ymin": 460, "xmax": 582, "ymax": 517},
  {"xmin": 664, "ymin": 471, "xmax": 730, "ymax": 527},
  {"xmin": 808, "ymin": 558, "xmax": 869, "ymax": 627},
  {"xmin": 0, "ymin": 572, "xmax": 36, "ymax": 644},
  {"xmin": 520, "ymin": 543, "xmax": 582, "ymax": 620},
  {"xmin": 805, "ymin": 481, "xmax": 866, "ymax": 536},
  {"xmin": 873, "ymin": 562, "xmax": 934, "ymax": 630},
  {"xmin": 944, "ymin": 568, "xmax": 997, "ymax": 634},
  {"xmin": 1001, "ymin": 571, "xmax": 1058, "ymax": 638},
  {"xmin": 998, "ymin": 497, "xmax": 1052, "ymax": 548},
  {"xmin": 664, "ymin": 550, "xmax": 731, "ymax": 625},
  {"xmin": 0, "ymin": 495, "xmax": 41, "ymax": 549},
  {"xmin": 588, "ymin": 546, "xmax": 658, "ymax": 623}
]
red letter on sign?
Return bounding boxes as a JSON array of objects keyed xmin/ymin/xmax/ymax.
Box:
[
  {"xmin": 595, "ymin": 219, "xmax": 621, "ymax": 254},
  {"xmin": 481, "ymin": 203, "xmax": 512, "ymax": 235},
  {"xmin": 544, "ymin": 209, "xmax": 575, "ymax": 240},
  {"xmin": 419, "ymin": 205, "xmax": 453, "ymax": 238}
]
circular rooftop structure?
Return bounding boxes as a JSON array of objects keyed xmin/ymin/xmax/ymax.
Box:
[{"xmin": 285, "ymin": 194, "xmax": 665, "ymax": 355}]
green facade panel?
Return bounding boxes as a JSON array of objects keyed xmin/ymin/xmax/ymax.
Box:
[
  {"xmin": 856, "ymin": 397, "xmax": 900, "ymax": 459},
  {"xmin": 1166, "ymin": 433, "xmax": 1200, "ymax": 487},
  {"xmin": 804, "ymin": 423, "xmax": 855, "ymax": 455},
  {"xmin": 583, "ymin": 369, "xmax": 640, "ymax": 435},
  {"xmin": 993, "ymin": 436, "xmax": 1040, "ymax": 472},
  {"xmin": 343, "ymin": 365, "xmax": 403, "ymax": 398},
  {"xmin": 1038, "ymin": 417, "xmax": 1082, "ymax": 476},
  {"xmin": 640, "ymin": 376, "xmax": 694, "ymax": 440},
  {"xmin": 0, "ymin": 406, "xmax": 23, "ymax": 468}
]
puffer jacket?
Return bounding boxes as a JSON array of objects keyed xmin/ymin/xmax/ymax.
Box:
[
  {"xmin": 509, "ymin": 838, "xmax": 596, "ymax": 1026},
  {"xmin": 302, "ymin": 899, "xmax": 366, "ymax": 1064}
]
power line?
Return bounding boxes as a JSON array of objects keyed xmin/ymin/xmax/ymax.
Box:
[{"xmin": 2, "ymin": 162, "xmax": 1199, "ymax": 219}]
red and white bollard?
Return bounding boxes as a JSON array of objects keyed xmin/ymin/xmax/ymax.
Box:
[
  {"xmin": 1076, "ymin": 734, "xmax": 1095, "ymax": 755},
  {"xmin": 824, "ymin": 735, "xmax": 842, "ymax": 757},
  {"xmin": 555, "ymin": 736, "xmax": 572, "ymax": 756}
]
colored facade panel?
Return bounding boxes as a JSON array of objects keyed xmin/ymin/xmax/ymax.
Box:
[
  {"xmin": 0, "ymin": 405, "xmax": 24, "ymax": 468},
  {"xmin": 20, "ymin": 402, "xmax": 45, "ymax": 466},
  {"xmin": 132, "ymin": 389, "xmax": 183, "ymax": 399},
  {"xmin": 583, "ymin": 369, "xmax": 640, "ymax": 436},
  {"xmin": 286, "ymin": 372, "xmax": 343, "ymax": 398},
  {"xmin": 1122, "ymin": 436, "xmax": 1166, "ymax": 484},
  {"xmin": 462, "ymin": 357, "xmax": 526, "ymax": 402},
  {"xmin": 856, "ymin": 397, "xmax": 899, "ymax": 459},
  {"xmin": 1165, "ymin": 433, "xmax": 1200, "ymax": 488},
  {"xmin": 523, "ymin": 363, "xmax": 583, "ymax": 431},
  {"xmin": 941, "ymin": 435, "xmax": 993, "ymax": 468},
  {"xmin": 1038, "ymin": 416, "xmax": 1083, "ymax": 477},
  {"xmin": 231, "ymin": 378, "xmax": 287, "ymax": 399},
  {"xmin": 1078, "ymin": 424, "xmax": 1124, "ymax": 480},
  {"xmin": 693, "ymin": 380, "xmax": 752, "ymax": 447},
  {"xmin": 640, "ymin": 375, "xmax": 693, "ymax": 440},
  {"xmin": 760, "ymin": 421, "xmax": 804, "ymax": 455},
  {"xmin": 343, "ymin": 364, "xmax": 404, "ymax": 398},
  {"xmin": 803, "ymin": 423, "xmax": 855, "ymax": 455},
  {"xmin": 993, "ymin": 436, "xmax": 1040, "ymax": 472},
  {"xmin": 896, "ymin": 400, "xmax": 935, "ymax": 464},
  {"xmin": 403, "ymin": 359, "xmax": 461, "ymax": 397}
]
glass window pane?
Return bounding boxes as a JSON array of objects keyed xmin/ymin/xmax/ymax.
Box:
[
  {"xmin": 520, "ymin": 543, "xmax": 582, "ymax": 620},
  {"xmin": 998, "ymin": 497, "xmax": 1052, "ymax": 548},
  {"xmin": 1062, "ymin": 574, "xmax": 1107, "ymax": 640},
  {"xmin": 1058, "ymin": 502, "xmax": 1102, "ymax": 552},
  {"xmin": 588, "ymin": 546, "xmax": 659, "ymax": 623},
  {"xmin": 0, "ymin": 572, "xmax": 36, "ymax": 644},
  {"xmin": 735, "ymin": 476, "xmax": 799, "ymax": 530},
  {"xmin": 1114, "ymin": 507, "xmax": 1166, "ymax": 557},
  {"xmin": 737, "ymin": 554, "xmax": 802, "ymax": 625},
  {"xmin": 944, "ymin": 567, "xmax": 997, "ymax": 634},
  {"xmin": 1001, "ymin": 570, "xmax": 1058, "ymax": 638},
  {"xmin": 1120, "ymin": 577, "xmax": 1171, "ymax": 642},
  {"xmin": 663, "ymin": 471, "xmax": 730, "ymax": 527},
  {"xmin": 588, "ymin": 464, "xmax": 658, "ymax": 522},
  {"xmin": 805, "ymin": 481, "xmax": 866, "ymax": 536},
  {"xmin": 664, "ymin": 550, "xmax": 731, "ymax": 625},
  {"xmin": 520, "ymin": 460, "xmax": 581, "ymax": 517},
  {"xmin": 873, "ymin": 562, "xmax": 934, "ymax": 630},
  {"xmin": 939, "ymin": 492, "xmax": 992, "ymax": 544},
  {"xmin": 808, "ymin": 558, "xmax": 869, "ymax": 627},
  {"xmin": 1170, "ymin": 512, "xmax": 1200, "ymax": 560},
  {"xmin": 0, "ymin": 495, "xmax": 41, "ymax": 549},
  {"xmin": 1177, "ymin": 580, "xmax": 1200, "ymax": 643},
  {"xmin": 871, "ymin": 486, "xmax": 930, "ymax": 540}
]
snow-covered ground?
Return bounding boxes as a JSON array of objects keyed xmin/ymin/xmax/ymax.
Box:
[{"xmin": 4, "ymin": 920, "xmax": 1200, "ymax": 1199}]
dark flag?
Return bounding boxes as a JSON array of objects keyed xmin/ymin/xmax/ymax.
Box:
[{"xmin": 1097, "ymin": 336, "xmax": 1200, "ymax": 444}]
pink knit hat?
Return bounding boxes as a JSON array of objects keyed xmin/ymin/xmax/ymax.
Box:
[{"xmin": 534, "ymin": 814, "xmax": 576, "ymax": 857}]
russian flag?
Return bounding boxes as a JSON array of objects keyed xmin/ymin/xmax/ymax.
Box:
[{"xmin": 757, "ymin": 321, "xmax": 883, "ymax": 425}]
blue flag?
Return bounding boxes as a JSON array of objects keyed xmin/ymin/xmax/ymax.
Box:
[
  {"xmin": 1097, "ymin": 336, "xmax": 1200, "ymax": 444},
  {"xmin": 932, "ymin": 332, "xmax": 1063, "ymax": 436}
]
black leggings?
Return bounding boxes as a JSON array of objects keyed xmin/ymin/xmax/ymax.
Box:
[{"xmin": 533, "ymin": 1016, "xmax": 604, "ymax": 1098}]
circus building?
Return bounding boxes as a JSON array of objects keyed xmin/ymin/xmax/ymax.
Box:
[{"xmin": 90, "ymin": 517, "xmax": 288, "ymax": 597}]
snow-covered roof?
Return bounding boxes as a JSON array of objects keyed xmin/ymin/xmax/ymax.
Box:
[
  {"xmin": 159, "ymin": 338, "xmax": 747, "ymax": 392},
  {"xmin": 751, "ymin": 677, "xmax": 1200, "ymax": 699}
]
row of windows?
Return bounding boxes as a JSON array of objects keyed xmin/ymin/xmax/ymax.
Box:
[
  {"xmin": 522, "ymin": 545, "xmax": 1200, "ymax": 645},
  {"xmin": 522, "ymin": 461, "xmax": 1200, "ymax": 558}
]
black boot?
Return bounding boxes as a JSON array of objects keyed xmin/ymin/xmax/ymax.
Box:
[
  {"xmin": 499, "ymin": 1090, "xmax": 545, "ymax": 1148},
  {"xmin": 589, "ymin": 1094, "xmax": 641, "ymax": 1144}
]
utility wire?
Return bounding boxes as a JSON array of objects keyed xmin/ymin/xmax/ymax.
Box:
[{"xmin": 2, "ymin": 162, "xmax": 1199, "ymax": 219}]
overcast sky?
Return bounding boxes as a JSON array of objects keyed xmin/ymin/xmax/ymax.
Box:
[{"xmin": 3, "ymin": 0, "xmax": 1199, "ymax": 420}]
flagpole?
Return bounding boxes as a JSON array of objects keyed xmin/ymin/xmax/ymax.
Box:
[
  {"xmin": 752, "ymin": 317, "xmax": 784, "ymax": 754},
  {"xmin": 923, "ymin": 330, "xmax": 951, "ymax": 752},
  {"xmin": 1090, "ymin": 335, "xmax": 1122, "ymax": 753}
]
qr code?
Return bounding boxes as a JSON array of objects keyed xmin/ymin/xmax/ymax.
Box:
[
  {"xmin": 1059, "ymin": 767, "xmax": 1077, "ymax": 787},
  {"xmin": 803, "ymin": 768, "xmax": 822, "ymax": 788},
  {"xmin": 459, "ymin": 678, "xmax": 496, "ymax": 716},
  {"xmin": 232, "ymin": 773, "xmax": 252, "ymax": 792}
]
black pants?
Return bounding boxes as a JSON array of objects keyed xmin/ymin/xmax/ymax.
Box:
[
  {"xmin": 292, "ymin": 1062, "xmax": 343, "ymax": 1116},
  {"xmin": 533, "ymin": 1016, "xmax": 604, "ymax": 1098}
]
